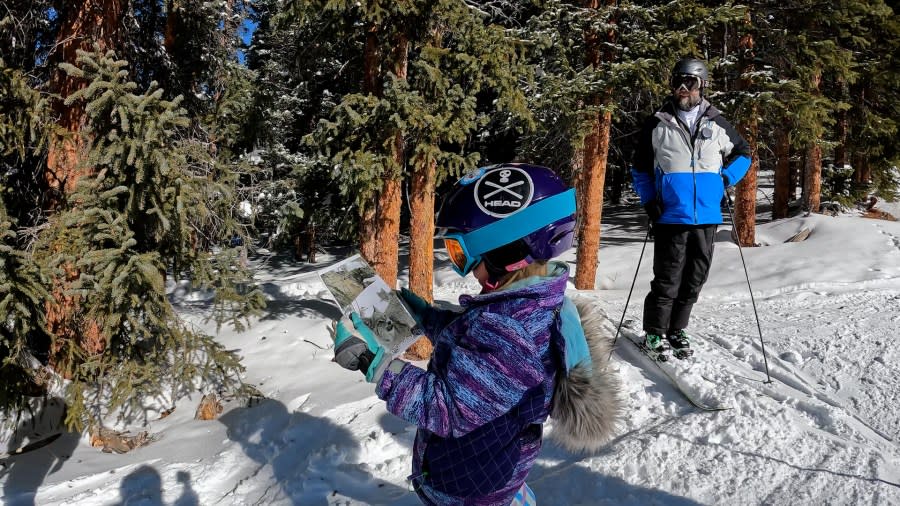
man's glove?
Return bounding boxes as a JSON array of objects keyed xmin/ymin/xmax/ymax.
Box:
[
  {"xmin": 644, "ymin": 200, "xmax": 663, "ymax": 222},
  {"xmin": 399, "ymin": 287, "xmax": 430, "ymax": 327},
  {"xmin": 332, "ymin": 312, "xmax": 390, "ymax": 383}
]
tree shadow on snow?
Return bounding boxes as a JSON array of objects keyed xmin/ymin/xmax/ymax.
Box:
[
  {"xmin": 1, "ymin": 397, "xmax": 79, "ymax": 506},
  {"xmin": 219, "ymin": 399, "xmax": 412, "ymax": 505},
  {"xmin": 254, "ymin": 282, "xmax": 343, "ymax": 322}
]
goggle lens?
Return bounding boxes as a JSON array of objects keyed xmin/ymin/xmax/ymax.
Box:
[
  {"xmin": 444, "ymin": 238, "xmax": 470, "ymax": 273},
  {"xmin": 671, "ymin": 74, "xmax": 701, "ymax": 91}
]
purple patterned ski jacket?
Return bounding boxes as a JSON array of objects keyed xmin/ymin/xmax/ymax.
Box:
[{"xmin": 376, "ymin": 264, "xmax": 569, "ymax": 506}]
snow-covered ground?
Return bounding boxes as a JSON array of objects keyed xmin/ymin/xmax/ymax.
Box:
[{"xmin": 3, "ymin": 199, "xmax": 900, "ymax": 505}]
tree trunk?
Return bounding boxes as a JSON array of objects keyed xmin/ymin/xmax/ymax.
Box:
[
  {"xmin": 376, "ymin": 176, "xmax": 403, "ymax": 287},
  {"xmin": 46, "ymin": 0, "xmax": 124, "ymax": 200},
  {"xmin": 46, "ymin": 0, "xmax": 124, "ymax": 372},
  {"xmin": 804, "ymin": 144, "xmax": 823, "ymax": 213},
  {"xmin": 164, "ymin": 1, "xmax": 177, "ymax": 52},
  {"xmin": 773, "ymin": 128, "xmax": 791, "ymax": 219},
  {"xmin": 405, "ymin": 154, "xmax": 436, "ymax": 360},
  {"xmin": 306, "ymin": 224, "xmax": 316, "ymax": 264},
  {"xmin": 834, "ymin": 77, "xmax": 848, "ymax": 171},
  {"xmin": 372, "ymin": 32, "xmax": 409, "ymax": 288},
  {"xmin": 856, "ymin": 154, "xmax": 872, "ymax": 187},
  {"xmin": 734, "ymin": 121, "xmax": 758, "ymax": 246},
  {"xmin": 363, "ymin": 24, "xmax": 381, "ymax": 96},
  {"xmin": 609, "ymin": 165, "xmax": 624, "ymax": 205},
  {"xmin": 574, "ymin": 0, "xmax": 615, "ymax": 290},
  {"xmin": 733, "ymin": 20, "xmax": 757, "ymax": 246},
  {"xmin": 802, "ymin": 70, "xmax": 823, "ymax": 213},
  {"xmin": 575, "ymin": 106, "xmax": 611, "ymax": 289},
  {"xmin": 851, "ymin": 83, "xmax": 869, "ymax": 191},
  {"xmin": 358, "ymin": 23, "xmax": 382, "ymax": 268}
]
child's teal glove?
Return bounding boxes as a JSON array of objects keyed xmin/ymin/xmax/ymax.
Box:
[
  {"xmin": 399, "ymin": 287, "xmax": 430, "ymax": 327},
  {"xmin": 332, "ymin": 312, "xmax": 390, "ymax": 383}
]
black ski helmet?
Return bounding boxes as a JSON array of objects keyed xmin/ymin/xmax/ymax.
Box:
[{"xmin": 672, "ymin": 57, "xmax": 709, "ymax": 85}]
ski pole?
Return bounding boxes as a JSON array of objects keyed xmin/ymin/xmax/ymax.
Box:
[
  {"xmin": 609, "ymin": 225, "xmax": 651, "ymax": 362},
  {"xmin": 724, "ymin": 191, "xmax": 772, "ymax": 384}
]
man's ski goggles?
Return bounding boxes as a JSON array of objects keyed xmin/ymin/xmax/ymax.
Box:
[
  {"xmin": 438, "ymin": 189, "xmax": 576, "ymax": 276},
  {"xmin": 670, "ymin": 74, "xmax": 702, "ymax": 91}
]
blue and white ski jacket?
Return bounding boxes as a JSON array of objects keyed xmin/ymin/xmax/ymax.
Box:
[{"xmin": 631, "ymin": 98, "xmax": 751, "ymax": 225}]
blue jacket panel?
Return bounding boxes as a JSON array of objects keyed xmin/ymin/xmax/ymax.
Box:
[{"xmin": 631, "ymin": 99, "xmax": 751, "ymax": 225}]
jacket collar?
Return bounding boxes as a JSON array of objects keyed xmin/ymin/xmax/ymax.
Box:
[
  {"xmin": 657, "ymin": 98, "xmax": 720, "ymax": 122},
  {"xmin": 458, "ymin": 261, "xmax": 569, "ymax": 309}
]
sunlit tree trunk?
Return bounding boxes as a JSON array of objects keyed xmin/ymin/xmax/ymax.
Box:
[
  {"xmin": 46, "ymin": 0, "xmax": 124, "ymax": 369},
  {"xmin": 575, "ymin": 106, "xmax": 611, "ymax": 290},
  {"xmin": 405, "ymin": 154, "xmax": 436, "ymax": 360},
  {"xmin": 574, "ymin": 0, "xmax": 615, "ymax": 290},
  {"xmin": 804, "ymin": 143, "xmax": 823, "ymax": 213},
  {"xmin": 372, "ymin": 33, "xmax": 408, "ymax": 288},
  {"xmin": 734, "ymin": 118, "xmax": 758, "ymax": 245},
  {"xmin": 46, "ymin": 0, "xmax": 123, "ymax": 200}
]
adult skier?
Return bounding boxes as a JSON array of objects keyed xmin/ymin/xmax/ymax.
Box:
[{"xmin": 631, "ymin": 56, "xmax": 751, "ymax": 360}]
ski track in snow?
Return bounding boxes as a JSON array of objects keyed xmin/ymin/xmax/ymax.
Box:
[{"xmin": 572, "ymin": 286, "xmax": 900, "ymax": 505}]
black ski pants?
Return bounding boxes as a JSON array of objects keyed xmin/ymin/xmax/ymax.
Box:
[{"xmin": 643, "ymin": 223, "xmax": 717, "ymax": 336}]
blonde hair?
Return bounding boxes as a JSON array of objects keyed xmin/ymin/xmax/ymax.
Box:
[{"xmin": 495, "ymin": 261, "xmax": 549, "ymax": 290}]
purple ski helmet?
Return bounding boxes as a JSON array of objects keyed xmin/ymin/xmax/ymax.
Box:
[{"xmin": 435, "ymin": 163, "xmax": 576, "ymax": 276}]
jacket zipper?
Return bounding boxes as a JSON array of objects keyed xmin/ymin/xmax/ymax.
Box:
[{"xmin": 673, "ymin": 115, "xmax": 700, "ymax": 224}]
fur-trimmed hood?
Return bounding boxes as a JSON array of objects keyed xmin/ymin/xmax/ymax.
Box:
[{"xmin": 549, "ymin": 297, "xmax": 623, "ymax": 453}]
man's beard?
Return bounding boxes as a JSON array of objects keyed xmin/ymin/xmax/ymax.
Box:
[{"xmin": 676, "ymin": 94, "xmax": 701, "ymax": 111}]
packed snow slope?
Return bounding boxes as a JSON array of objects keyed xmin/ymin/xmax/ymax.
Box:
[{"xmin": 3, "ymin": 207, "xmax": 900, "ymax": 505}]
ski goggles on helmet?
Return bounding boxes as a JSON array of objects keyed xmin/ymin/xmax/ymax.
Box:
[
  {"xmin": 437, "ymin": 188, "xmax": 576, "ymax": 276},
  {"xmin": 670, "ymin": 74, "xmax": 702, "ymax": 92},
  {"xmin": 442, "ymin": 234, "xmax": 481, "ymax": 276}
]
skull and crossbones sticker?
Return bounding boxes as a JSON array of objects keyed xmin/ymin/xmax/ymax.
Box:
[{"xmin": 474, "ymin": 167, "xmax": 534, "ymax": 217}]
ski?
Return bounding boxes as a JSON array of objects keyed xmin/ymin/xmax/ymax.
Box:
[{"xmin": 619, "ymin": 328, "xmax": 729, "ymax": 412}]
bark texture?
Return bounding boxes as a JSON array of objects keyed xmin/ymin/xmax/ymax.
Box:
[
  {"xmin": 773, "ymin": 128, "xmax": 791, "ymax": 219},
  {"xmin": 46, "ymin": 0, "xmax": 125, "ymax": 369}
]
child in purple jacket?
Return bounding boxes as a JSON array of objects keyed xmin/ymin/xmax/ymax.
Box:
[{"xmin": 332, "ymin": 164, "xmax": 621, "ymax": 505}]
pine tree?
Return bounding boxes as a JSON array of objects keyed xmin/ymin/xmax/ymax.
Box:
[
  {"xmin": 727, "ymin": 10, "xmax": 760, "ymax": 246},
  {"xmin": 287, "ymin": 1, "xmax": 531, "ymax": 286},
  {"xmin": 243, "ymin": 0, "xmax": 359, "ymax": 256},
  {"xmin": 399, "ymin": 1, "xmax": 531, "ymax": 357},
  {"xmin": 38, "ymin": 49, "xmax": 264, "ymax": 429},
  {"xmin": 280, "ymin": 1, "xmax": 418, "ymax": 286},
  {"xmin": 841, "ymin": 0, "xmax": 900, "ymax": 200},
  {"xmin": 46, "ymin": 0, "xmax": 126, "ymax": 201},
  {"xmin": 0, "ymin": 62, "xmax": 55, "ymax": 416}
]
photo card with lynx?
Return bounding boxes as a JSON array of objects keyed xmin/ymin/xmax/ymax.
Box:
[{"xmin": 319, "ymin": 255, "xmax": 424, "ymax": 357}]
